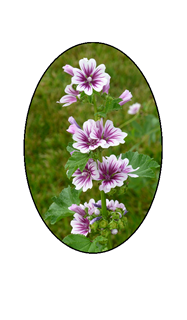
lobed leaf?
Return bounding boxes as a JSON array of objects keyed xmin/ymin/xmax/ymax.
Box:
[
  {"xmin": 65, "ymin": 151, "xmax": 90, "ymax": 179},
  {"xmin": 63, "ymin": 234, "xmax": 108, "ymax": 252},
  {"xmin": 66, "ymin": 142, "xmax": 78, "ymax": 154},
  {"xmin": 121, "ymin": 151, "xmax": 160, "ymax": 178},
  {"xmin": 44, "ymin": 186, "xmax": 82, "ymax": 224}
]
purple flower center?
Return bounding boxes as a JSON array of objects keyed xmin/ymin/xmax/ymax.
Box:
[
  {"xmin": 104, "ymin": 173, "xmax": 111, "ymax": 180},
  {"xmin": 82, "ymin": 171, "xmax": 89, "ymax": 176},
  {"xmin": 87, "ymin": 137, "xmax": 98, "ymax": 146}
]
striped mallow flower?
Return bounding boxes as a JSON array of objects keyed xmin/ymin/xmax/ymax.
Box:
[
  {"xmin": 118, "ymin": 155, "xmax": 139, "ymax": 178},
  {"xmin": 72, "ymin": 159, "xmax": 99, "ymax": 192},
  {"xmin": 69, "ymin": 202, "xmax": 101, "ymax": 236},
  {"xmin": 57, "ymin": 84, "xmax": 80, "ymax": 107},
  {"xmin": 69, "ymin": 204, "xmax": 90, "ymax": 236},
  {"xmin": 71, "ymin": 58, "xmax": 108, "ymax": 96},
  {"xmin": 128, "ymin": 103, "xmax": 141, "ymax": 115},
  {"xmin": 72, "ymin": 119, "xmax": 106, "ymax": 153},
  {"xmin": 118, "ymin": 89, "xmax": 132, "ymax": 106},
  {"xmin": 97, "ymin": 154, "xmax": 139, "ymax": 193},
  {"xmin": 97, "ymin": 155, "xmax": 128, "ymax": 193},
  {"xmin": 94, "ymin": 199, "xmax": 127, "ymax": 217},
  {"xmin": 84, "ymin": 198, "xmax": 101, "ymax": 215},
  {"xmin": 72, "ymin": 118, "xmax": 127, "ymax": 153},
  {"xmin": 90, "ymin": 118, "xmax": 127, "ymax": 149}
]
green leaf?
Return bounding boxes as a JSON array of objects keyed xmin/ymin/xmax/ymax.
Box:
[
  {"xmin": 105, "ymin": 97, "xmax": 122, "ymax": 114},
  {"xmin": 66, "ymin": 142, "xmax": 78, "ymax": 154},
  {"xmin": 65, "ymin": 152, "xmax": 90, "ymax": 179},
  {"xmin": 96, "ymin": 96, "xmax": 123, "ymax": 118},
  {"xmin": 121, "ymin": 151, "xmax": 160, "ymax": 178},
  {"xmin": 94, "ymin": 111, "xmax": 107, "ymax": 118},
  {"xmin": 63, "ymin": 234, "xmax": 108, "ymax": 252},
  {"xmin": 44, "ymin": 186, "xmax": 82, "ymax": 224}
]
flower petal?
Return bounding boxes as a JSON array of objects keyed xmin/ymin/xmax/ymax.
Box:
[
  {"xmin": 103, "ymin": 120, "xmax": 128, "ymax": 147},
  {"xmin": 68, "ymin": 204, "xmax": 86, "ymax": 216},
  {"xmin": 57, "ymin": 95, "xmax": 77, "ymax": 107},
  {"xmin": 72, "ymin": 68, "xmax": 86, "ymax": 84},
  {"xmin": 79, "ymin": 58, "xmax": 96, "ymax": 77},
  {"xmin": 65, "ymin": 84, "xmax": 79, "ymax": 96}
]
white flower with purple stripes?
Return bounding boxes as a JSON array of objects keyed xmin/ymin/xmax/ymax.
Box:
[
  {"xmin": 72, "ymin": 118, "xmax": 127, "ymax": 153},
  {"xmin": 57, "ymin": 84, "xmax": 80, "ymax": 107},
  {"xmin": 72, "ymin": 58, "xmax": 108, "ymax": 96},
  {"xmin": 69, "ymin": 211, "xmax": 90, "ymax": 236},
  {"xmin": 94, "ymin": 199, "xmax": 127, "ymax": 217},
  {"xmin": 90, "ymin": 118, "xmax": 127, "ymax": 148},
  {"xmin": 72, "ymin": 119, "xmax": 106, "ymax": 153},
  {"xmin": 97, "ymin": 155, "xmax": 128, "ymax": 193},
  {"xmin": 72, "ymin": 159, "xmax": 99, "ymax": 192},
  {"xmin": 118, "ymin": 155, "xmax": 139, "ymax": 178},
  {"xmin": 84, "ymin": 198, "xmax": 100, "ymax": 215},
  {"xmin": 68, "ymin": 204, "xmax": 90, "ymax": 236}
]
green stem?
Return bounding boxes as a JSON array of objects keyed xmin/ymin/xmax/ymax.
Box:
[
  {"xmin": 101, "ymin": 190, "xmax": 107, "ymax": 219},
  {"xmin": 93, "ymin": 94, "xmax": 107, "ymax": 219},
  {"xmin": 98, "ymin": 148, "xmax": 107, "ymax": 219},
  {"xmin": 93, "ymin": 94, "xmax": 98, "ymax": 121},
  {"xmin": 119, "ymin": 112, "xmax": 139, "ymax": 129}
]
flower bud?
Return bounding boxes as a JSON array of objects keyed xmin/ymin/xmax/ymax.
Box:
[
  {"xmin": 109, "ymin": 221, "xmax": 118, "ymax": 230},
  {"xmin": 122, "ymin": 216, "xmax": 128, "ymax": 227},
  {"xmin": 90, "ymin": 221, "xmax": 99, "ymax": 231},
  {"xmin": 99, "ymin": 219, "xmax": 108, "ymax": 228},
  {"xmin": 118, "ymin": 220, "xmax": 124, "ymax": 230},
  {"xmin": 111, "ymin": 212, "xmax": 120, "ymax": 220},
  {"xmin": 101, "ymin": 229, "xmax": 110, "ymax": 237},
  {"xmin": 111, "ymin": 229, "xmax": 118, "ymax": 235}
]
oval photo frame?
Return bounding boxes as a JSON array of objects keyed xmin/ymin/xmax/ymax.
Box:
[{"xmin": 24, "ymin": 42, "xmax": 162, "ymax": 253}]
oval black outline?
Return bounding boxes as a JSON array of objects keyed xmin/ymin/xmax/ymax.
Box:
[{"xmin": 23, "ymin": 41, "xmax": 163, "ymax": 254}]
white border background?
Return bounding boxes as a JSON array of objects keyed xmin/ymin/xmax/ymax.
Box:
[{"xmin": 1, "ymin": 1, "xmax": 186, "ymax": 319}]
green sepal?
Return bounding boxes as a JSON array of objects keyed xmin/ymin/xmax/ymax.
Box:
[
  {"xmin": 44, "ymin": 186, "xmax": 82, "ymax": 224},
  {"xmin": 109, "ymin": 221, "xmax": 118, "ymax": 230}
]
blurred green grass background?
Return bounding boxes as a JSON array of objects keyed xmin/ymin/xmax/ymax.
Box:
[{"xmin": 24, "ymin": 43, "xmax": 162, "ymax": 250}]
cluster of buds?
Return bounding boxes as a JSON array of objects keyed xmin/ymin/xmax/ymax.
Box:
[
  {"xmin": 69, "ymin": 198, "xmax": 128, "ymax": 237},
  {"xmin": 90, "ymin": 207, "xmax": 128, "ymax": 237}
]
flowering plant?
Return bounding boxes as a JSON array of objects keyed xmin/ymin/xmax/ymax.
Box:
[{"xmin": 44, "ymin": 57, "xmax": 160, "ymax": 253}]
